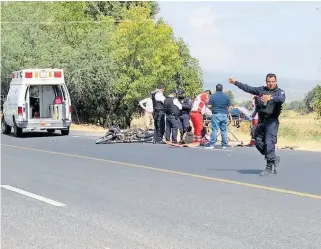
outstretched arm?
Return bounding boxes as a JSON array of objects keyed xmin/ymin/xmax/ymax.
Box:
[
  {"xmin": 228, "ymin": 77, "xmax": 263, "ymax": 95},
  {"xmin": 234, "ymin": 81, "xmax": 264, "ymax": 95}
]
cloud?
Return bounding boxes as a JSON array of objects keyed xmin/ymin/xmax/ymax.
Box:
[
  {"xmin": 186, "ymin": 8, "xmax": 234, "ymax": 71},
  {"xmin": 189, "ymin": 8, "xmax": 225, "ymax": 32}
]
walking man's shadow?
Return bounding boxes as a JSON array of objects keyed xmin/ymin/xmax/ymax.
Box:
[
  {"xmin": 237, "ymin": 169, "xmax": 262, "ymax": 175},
  {"xmin": 207, "ymin": 168, "xmax": 262, "ymax": 175}
]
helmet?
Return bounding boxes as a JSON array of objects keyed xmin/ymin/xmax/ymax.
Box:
[{"xmin": 177, "ymin": 88, "xmax": 185, "ymax": 96}]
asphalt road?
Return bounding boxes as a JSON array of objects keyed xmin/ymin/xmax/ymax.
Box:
[{"xmin": 1, "ymin": 130, "xmax": 321, "ymax": 249}]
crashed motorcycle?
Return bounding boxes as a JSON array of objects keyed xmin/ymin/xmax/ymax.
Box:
[{"xmin": 95, "ymin": 125, "xmax": 154, "ymax": 144}]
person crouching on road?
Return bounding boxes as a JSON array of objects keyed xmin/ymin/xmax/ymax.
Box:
[
  {"xmin": 229, "ymin": 73, "xmax": 286, "ymax": 176},
  {"xmin": 164, "ymin": 89, "xmax": 182, "ymax": 144},
  {"xmin": 190, "ymin": 90, "xmax": 211, "ymax": 142},
  {"xmin": 177, "ymin": 88, "xmax": 192, "ymax": 144},
  {"xmin": 151, "ymin": 84, "xmax": 166, "ymax": 144},
  {"xmin": 205, "ymin": 84, "xmax": 232, "ymax": 150}
]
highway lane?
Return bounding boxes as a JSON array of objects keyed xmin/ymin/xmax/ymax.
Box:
[
  {"xmin": 1, "ymin": 131, "xmax": 321, "ymax": 249},
  {"xmin": 2, "ymin": 131, "xmax": 321, "ymax": 196}
]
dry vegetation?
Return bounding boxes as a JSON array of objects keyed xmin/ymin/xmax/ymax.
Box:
[{"xmin": 234, "ymin": 111, "xmax": 321, "ymax": 151}]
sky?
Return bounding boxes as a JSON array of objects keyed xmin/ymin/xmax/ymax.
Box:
[{"xmin": 157, "ymin": 1, "xmax": 321, "ymax": 81}]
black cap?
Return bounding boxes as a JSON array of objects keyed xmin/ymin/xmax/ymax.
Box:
[
  {"xmin": 157, "ymin": 84, "xmax": 165, "ymax": 89},
  {"xmin": 170, "ymin": 89, "xmax": 177, "ymax": 94}
]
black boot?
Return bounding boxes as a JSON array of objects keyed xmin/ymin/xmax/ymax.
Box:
[
  {"xmin": 259, "ymin": 162, "xmax": 273, "ymax": 176},
  {"xmin": 179, "ymin": 135, "xmax": 185, "ymax": 144},
  {"xmin": 273, "ymin": 156, "xmax": 280, "ymax": 174}
]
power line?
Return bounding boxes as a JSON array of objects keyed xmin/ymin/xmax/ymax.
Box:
[{"xmin": 0, "ymin": 19, "xmax": 152, "ymax": 25}]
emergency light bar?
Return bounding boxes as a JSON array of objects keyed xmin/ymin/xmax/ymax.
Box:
[{"xmin": 11, "ymin": 69, "xmax": 64, "ymax": 79}]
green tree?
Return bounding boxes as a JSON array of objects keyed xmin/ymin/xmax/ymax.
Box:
[
  {"xmin": 174, "ymin": 37, "xmax": 203, "ymax": 98},
  {"xmin": 1, "ymin": 1, "xmax": 117, "ymax": 125},
  {"xmin": 287, "ymin": 100, "xmax": 308, "ymax": 114},
  {"xmin": 225, "ymin": 90, "xmax": 235, "ymax": 105},
  {"xmin": 1, "ymin": 1, "xmax": 205, "ymax": 128},
  {"xmin": 84, "ymin": 1, "xmax": 159, "ymax": 21},
  {"xmin": 303, "ymin": 86, "xmax": 319, "ymax": 112},
  {"xmin": 311, "ymin": 85, "xmax": 321, "ymax": 118},
  {"xmin": 112, "ymin": 6, "xmax": 181, "ymax": 125},
  {"xmin": 50, "ymin": 2, "xmax": 118, "ymax": 124}
]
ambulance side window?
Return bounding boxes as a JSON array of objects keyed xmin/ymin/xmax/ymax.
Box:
[{"xmin": 7, "ymin": 86, "xmax": 19, "ymax": 102}]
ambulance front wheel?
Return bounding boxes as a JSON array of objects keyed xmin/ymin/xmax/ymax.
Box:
[
  {"xmin": 61, "ymin": 127, "xmax": 70, "ymax": 136},
  {"xmin": 1, "ymin": 116, "xmax": 12, "ymax": 135}
]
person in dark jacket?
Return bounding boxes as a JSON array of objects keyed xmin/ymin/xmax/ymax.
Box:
[
  {"xmin": 177, "ymin": 88, "xmax": 192, "ymax": 143},
  {"xmin": 164, "ymin": 89, "xmax": 182, "ymax": 144},
  {"xmin": 151, "ymin": 84, "xmax": 166, "ymax": 144},
  {"xmin": 229, "ymin": 73, "xmax": 286, "ymax": 176}
]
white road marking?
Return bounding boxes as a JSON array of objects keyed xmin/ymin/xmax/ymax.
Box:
[
  {"xmin": 190, "ymin": 146, "xmax": 232, "ymax": 152},
  {"xmin": 70, "ymin": 134, "xmax": 100, "ymax": 139},
  {"xmin": 1, "ymin": 185, "xmax": 66, "ymax": 207}
]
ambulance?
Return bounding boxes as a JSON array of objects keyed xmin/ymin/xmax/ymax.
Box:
[{"xmin": 1, "ymin": 68, "xmax": 72, "ymax": 137}]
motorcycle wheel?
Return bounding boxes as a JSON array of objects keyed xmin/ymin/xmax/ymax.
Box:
[
  {"xmin": 95, "ymin": 134, "xmax": 114, "ymax": 144},
  {"xmin": 136, "ymin": 131, "xmax": 154, "ymax": 139}
]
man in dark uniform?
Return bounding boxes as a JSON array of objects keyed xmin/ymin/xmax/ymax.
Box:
[
  {"xmin": 229, "ymin": 73, "xmax": 286, "ymax": 176},
  {"xmin": 164, "ymin": 89, "xmax": 182, "ymax": 144},
  {"xmin": 177, "ymin": 88, "xmax": 192, "ymax": 144},
  {"xmin": 151, "ymin": 84, "xmax": 166, "ymax": 144}
]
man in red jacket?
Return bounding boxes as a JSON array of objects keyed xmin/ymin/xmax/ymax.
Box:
[{"xmin": 190, "ymin": 90, "xmax": 211, "ymax": 142}]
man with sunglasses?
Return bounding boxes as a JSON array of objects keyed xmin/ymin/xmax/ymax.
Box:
[{"xmin": 229, "ymin": 73, "xmax": 286, "ymax": 176}]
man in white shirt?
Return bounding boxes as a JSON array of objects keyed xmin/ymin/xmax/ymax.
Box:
[
  {"xmin": 151, "ymin": 84, "xmax": 166, "ymax": 144},
  {"xmin": 139, "ymin": 95, "xmax": 153, "ymax": 129},
  {"xmin": 163, "ymin": 89, "xmax": 182, "ymax": 144}
]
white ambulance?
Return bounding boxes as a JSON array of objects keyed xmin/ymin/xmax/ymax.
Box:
[{"xmin": 1, "ymin": 68, "xmax": 72, "ymax": 137}]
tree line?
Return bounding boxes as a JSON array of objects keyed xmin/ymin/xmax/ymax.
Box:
[
  {"xmin": 285, "ymin": 86, "xmax": 321, "ymax": 117},
  {"xmin": 1, "ymin": 1, "xmax": 203, "ymax": 127},
  {"xmin": 2, "ymin": 1, "xmax": 320, "ymax": 125}
]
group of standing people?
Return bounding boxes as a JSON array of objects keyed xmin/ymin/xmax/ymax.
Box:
[
  {"xmin": 140, "ymin": 85, "xmax": 193, "ymax": 145},
  {"xmin": 140, "ymin": 73, "xmax": 286, "ymax": 176},
  {"xmin": 139, "ymin": 84, "xmax": 232, "ymax": 147}
]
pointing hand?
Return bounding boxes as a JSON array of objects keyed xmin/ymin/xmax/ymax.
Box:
[{"xmin": 228, "ymin": 77, "xmax": 236, "ymax": 84}]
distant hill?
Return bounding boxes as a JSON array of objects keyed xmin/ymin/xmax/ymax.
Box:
[{"xmin": 203, "ymin": 70, "xmax": 320, "ymax": 103}]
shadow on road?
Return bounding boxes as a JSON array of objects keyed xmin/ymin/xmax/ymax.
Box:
[
  {"xmin": 237, "ymin": 169, "xmax": 262, "ymax": 175},
  {"xmin": 207, "ymin": 168, "xmax": 262, "ymax": 175},
  {"xmin": 4, "ymin": 132, "xmax": 63, "ymax": 139}
]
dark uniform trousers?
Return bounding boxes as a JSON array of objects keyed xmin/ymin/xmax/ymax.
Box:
[
  {"xmin": 165, "ymin": 114, "xmax": 181, "ymax": 143},
  {"xmin": 254, "ymin": 118, "xmax": 279, "ymax": 163},
  {"xmin": 179, "ymin": 113, "xmax": 190, "ymax": 136},
  {"xmin": 153, "ymin": 109, "xmax": 165, "ymax": 143}
]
